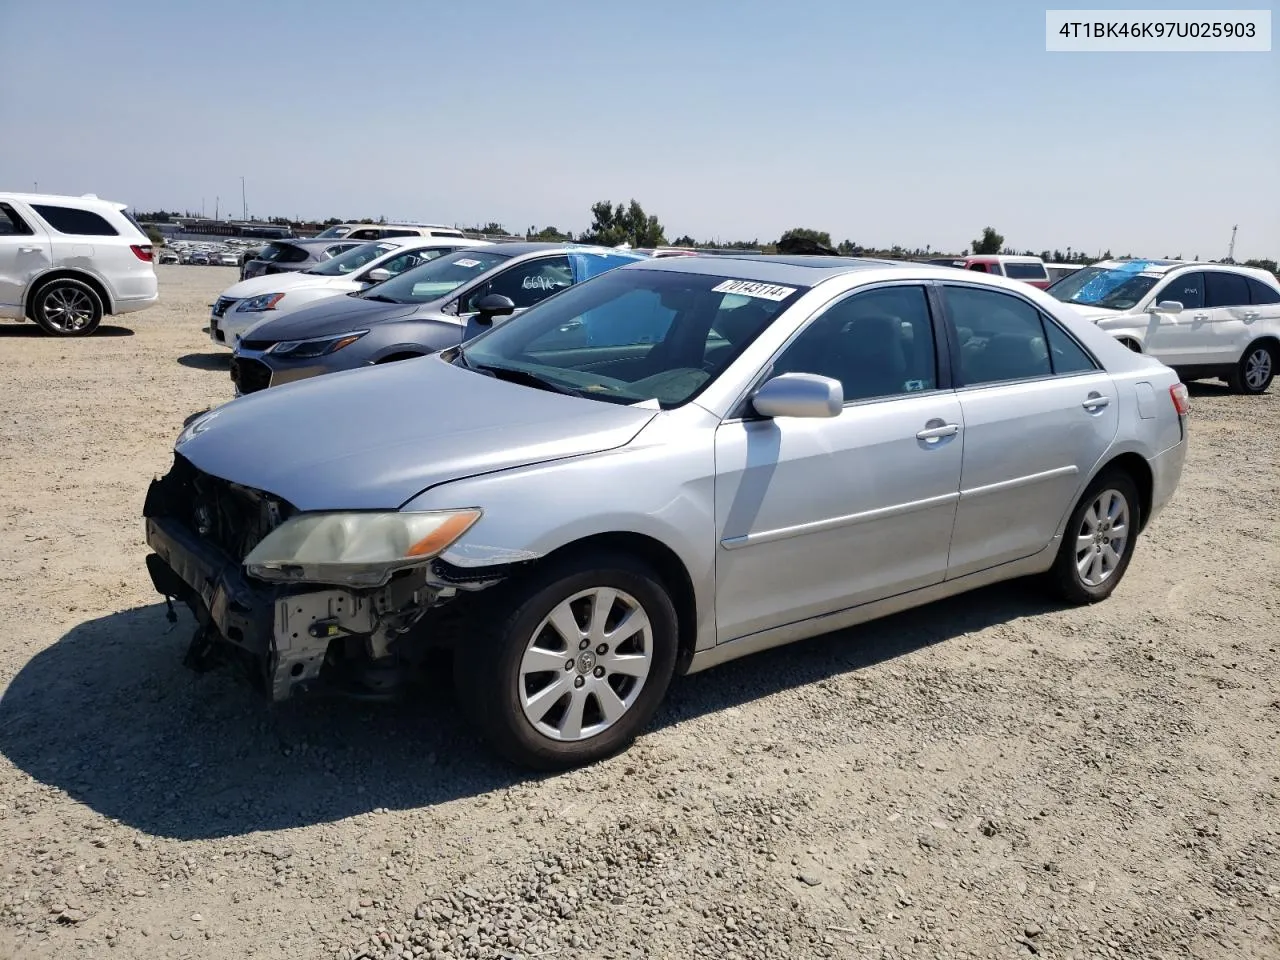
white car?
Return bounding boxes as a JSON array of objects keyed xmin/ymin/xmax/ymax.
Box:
[
  {"xmin": 0, "ymin": 192, "xmax": 158, "ymax": 336},
  {"xmin": 1049, "ymin": 259, "xmax": 1280, "ymax": 395},
  {"xmin": 208, "ymin": 237, "xmax": 491, "ymax": 348}
]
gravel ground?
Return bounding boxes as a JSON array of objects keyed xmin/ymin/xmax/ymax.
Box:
[{"xmin": 0, "ymin": 266, "xmax": 1276, "ymax": 960}]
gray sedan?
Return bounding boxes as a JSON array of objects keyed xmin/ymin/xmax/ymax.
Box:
[
  {"xmin": 144, "ymin": 255, "xmax": 1189, "ymax": 769},
  {"xmin": 228, "ymin": 243, "xmax": 645, "ymax": 394}
]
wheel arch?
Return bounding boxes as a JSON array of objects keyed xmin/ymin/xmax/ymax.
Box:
[
  {"xmin": 25, "ymin": 269, "xmax": 114, "ymax": 317},
  {"xmin": 1093, "ymin": 451, "xmax": 1154, "ymax": 533},
  {"xmin": 526, "ymin": 531, "xmax": 700, "ymax": 674}
]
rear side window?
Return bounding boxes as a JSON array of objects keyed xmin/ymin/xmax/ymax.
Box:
[
  {"xmin": 1205, "ymin": 271, "xmax": 1251, "ymax": 308},
  {"xmin": 1041, "ymin": 318, "xmax": 1097, "ymax": 374},
  {"xmin": 1157, "ymin": 272, "xmax": 1204, "ymax": 310},
  {"xmin": 1247, "ymin": 277, "xmax": 1280, "ymax": 305},
  {"xmin": 31, "ymin": 204, "xmax": 119, "ymax": 236},
  {"xmin": 966, "ymin": 262, "xmax": 990, "ymax": 273},
  {"xmin": 378, "ymin": 229, "xmax": 419, "ymax": 238},
  {"xmin": 1004, "ymin": 262, "xmax": 1048, "ymax": 280},
  {"xmin": 0, "ymin": 203, "xmax": 33, "ymax": 236},
  {"xmin": 256, "ymin": 243, "xmax": 309, "ymax": 263}
]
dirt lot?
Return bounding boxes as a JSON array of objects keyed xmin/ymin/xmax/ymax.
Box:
[{"xmin": 0, "ymin": 265, "xmax": 1276, "ymax": 960}]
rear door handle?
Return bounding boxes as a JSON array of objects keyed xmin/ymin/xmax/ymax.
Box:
[
  {"xmin": 1082, "ymin": 395, "xmax": 1110, "ymax": 411},
  {"xmin": 916, "ymin": 423, "xmax": 959, "ymax": 440},
  {"xmin": 18, "ymin": 246, "xmax": 40, "ymax": 254}
]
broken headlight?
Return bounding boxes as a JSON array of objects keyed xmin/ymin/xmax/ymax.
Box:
[{"xmin": 243, "ymin": 509, "xmax": 481, "ymax": 587}]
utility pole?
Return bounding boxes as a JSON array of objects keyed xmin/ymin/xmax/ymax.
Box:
[
  {"xmin": 215, "ymin": 196, "xmax": 219, "ymax": 221},
  {"xmin": 241, "ymin": 177, "xmax": 247, "ymax": 221},
  {"xmin": 1227, "ymin": 224, "xmax": 1238, "ymax": 263}
]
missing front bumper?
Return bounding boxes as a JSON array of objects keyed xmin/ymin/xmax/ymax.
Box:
[{"xmin": 145, "ymin": 515, "xmax": 356, "ymax": 700}]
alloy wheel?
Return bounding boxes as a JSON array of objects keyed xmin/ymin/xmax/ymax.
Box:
[
  {"xmin": 1244, "ymin": 347, "xmax": 1273, "ymax": 391},
  {"xmin": 518, "ymin": 587, "xmax": 653, "ymax": 741},
  {"xmin": 1075, "ymin": 489, "xmax": 1131, "ymax": 587},
  {"xmin": 42, "ymin": 287, "xmax": 96, "ymax": 333}
]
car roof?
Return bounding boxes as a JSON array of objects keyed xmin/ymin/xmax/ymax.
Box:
[
  {"xmin": 2, "ymin": 192, "xmax": 127, "ymax": 211},
  {"xmin": 1090, "ymin": 258, "xmax": 1208, "ymax": 274},
  {"xmin": 631, "ymin": 254, "xmax": 905, "ymax": 285},
  {"xmin": 479, "ymin": 242, "xmax": 647, "ymax": 259}
]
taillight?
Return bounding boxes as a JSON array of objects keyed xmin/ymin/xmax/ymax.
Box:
[
  {"xmin": 1169, "ymin": 383, "xmax": 1190, "ymax": 416},
  {"xmin": 130, "ymin": 244, "xmax": 154, "ymax": 262}
]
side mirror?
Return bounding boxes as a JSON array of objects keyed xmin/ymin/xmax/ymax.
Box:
[
  {"xmin": 473, "ymin": 293, "xmax": 516, "ymax": 325},
  {"xmin": 365, "ymin": 267, "xmax": 392, "ymax": 284},
  {"xmin": 751, "ymin": 373, "xmax": 843, "ymax": 419},
  {"xmin": 1147, "ymin": 300, "xmax": 1184, "ymax": 315}
]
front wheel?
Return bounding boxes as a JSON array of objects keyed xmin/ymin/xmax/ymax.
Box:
[
  {"xmin": 1046, "ymin": 471, "xmax": 1140, "ymax": 604},
  {"xmin": 454, "ymin": 551, "xmax": 678, "ymax": 770},
  {"xmin": 31, "ymin": 279, "xmax": 103, "ymax": 336},
  {"xmin": 1227, "ymin": 341, "xmax": 1275, "ymax": 395}
]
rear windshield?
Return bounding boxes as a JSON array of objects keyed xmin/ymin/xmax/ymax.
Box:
[
  {"xmin": 1004, "ymin": 262, "xmax": 1048, "ymax": 280},
  {"xmin": 254, "ymin": 242, "xmax": 309, "ymax": 264}
]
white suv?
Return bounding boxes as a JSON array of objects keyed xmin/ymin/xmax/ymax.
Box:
[
  {"xmin": 0, "ymin": 193, "xmax": 159, "ymax": 336},
  {"xmin": 208, "ymin": 236, "xmax": 490, "ymax": 348},
  {"xmin": 1049, "ymin": 258, "xmax": 1280, "ymax": 394}
]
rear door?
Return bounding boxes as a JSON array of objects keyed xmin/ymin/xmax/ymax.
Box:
[
  {"xmin": 1203, "ymin": 270, "xmax": 1255, "ymax": 365},
  {"xmin": 941, "ymin": 283, "xmax": 1119, "ymax": 579},
  {"xmin": 0, "ymin": 202, "xmax": 52, "ymax": 317}
]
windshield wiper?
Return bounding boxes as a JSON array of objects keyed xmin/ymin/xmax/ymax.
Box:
[
  {"xmin": 361, "ymin": 294, "xmax": 402, "ymax": 304},
  {"xmin": 468, "ymin": 361, "xmax": 583, "ymax": 398}
]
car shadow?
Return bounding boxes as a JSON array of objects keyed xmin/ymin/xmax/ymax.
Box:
[
  {"xmin": 0, "ymin": 324, "xmax": 135, "ymax": 338},
  {"xmin": 0, "ymin": 583, "xmax": 1054, "ymax": 840},
  {"xmin": 1184, "ymin": 380, "xmax": 1232, "ymax": 396},
  {"xmin": 178, "ymin": 352, "xmax": 231, "ymax": 370}
]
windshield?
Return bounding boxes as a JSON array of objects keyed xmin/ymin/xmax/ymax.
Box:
[
  {"xmin": 253, "ymin": 242, "xmax": 303, "ymax": 263},
  {"xmin": 1047, "ymin": 266, "xmax": 1159, "ymax": 310},
  {"xmin": 314, "ymin": 225, "xmax": 351, "ymax": 239},
  {"xmin": 364, "ymin": 248, "xmax": 511, "ymax": 303},
  {"xmin": 460, "ymin": 268, "xmax": 809, "ymax": 408},
  {"xmin": 305, "ymin": 241, "xmax": 396, "ymax": 276}
]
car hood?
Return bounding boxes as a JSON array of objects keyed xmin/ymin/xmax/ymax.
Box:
[
  {"xmin": 238, "ymin": 295, "xmax": 436, "ymax": 343},
  {"xmin": 175, "ymin": 356, "xmax": 658, "ymax": 511},
  {"xmin": 1061, "ymin": 303, "xmax": 1124, "ymax": 322},
  {"xmin": 219, "ymin": 272, "xmax": 336, "ymax": 299}
]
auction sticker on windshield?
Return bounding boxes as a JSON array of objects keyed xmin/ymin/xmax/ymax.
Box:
[
  {"xmin": 454, "ymin": 258, "xmax": 482, "ymax": 268},
  {"xmin": 711, "ymin": 279, "xmax": 797, "ymax": 301}
]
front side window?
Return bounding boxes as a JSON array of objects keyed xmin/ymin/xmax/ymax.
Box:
[
  {"xmin": 31, "ymin": 204, "xmax": 118, "ymax": 236},
  {"xmin": 363, "ymin": 248, "xmax": 511, "ymax": 303},
  {"xmin": 1205, "ymin": 271, "xmax": 1251, "ymax": 308},
  {"xmin": 0, "ymin": 203, "xmax": 33, "ymax": 236},
  {"xmin": 461, "ymin": 268, "xmax": 809, "ymax": 408},
  {"xmin": 944, "ymin": 286, "xmax": 1053, "ymax": 385},
  {"xmin": 347, "ymin": 228, "xmax": 383, "ymax": 240},
  {"xmin": 1155, "ymin": 272, "xmax": 1205, "ymax": 310},
  {"xmin": 770, "ymin": 285, "xmax": 938, "ymax": 402},
  {"xmin": 464, "ymin": 256, "xmax": 574, "ymax": 311},
  {"xmin": 1048, "ymin": 265, "xmax": 1160, "ymax": 311},
  {"xmin": 1247, "ymin": 277, "xmax": 1280, "ymax": 305},
  {"xmin": 306, "ymin": 241, "xmax": 396, "ymax": 276},
  {"xmin": 254, "ymin": 242, "xmax": 308, "ymax": 263},
  {"xmin": 967, "ymin": 262, "xmax": 990, "ymax": 273}
]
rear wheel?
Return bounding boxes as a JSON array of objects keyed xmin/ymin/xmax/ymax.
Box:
[
  {"xmin": 1226, "ymin": 341, "xmax": 1275, "ymax": 395},
  {"xmin": 1046, "ymin": 471, "xmax": 1140, "ymax": 604},
  {"xmin": 453, "ymin": 551, "xmax": 678, "ymax": 770},
  {"xmin": 31, "ymin": 279, "xmax": 103, "ymax": 336}
]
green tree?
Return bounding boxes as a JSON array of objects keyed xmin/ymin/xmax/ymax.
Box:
[
  {"xmin": 777, "ymin": 227, "xmax": 833, "ymax": 248},
  {"xmin": 1244, "ymin": 258, "xmax": 1279, "ymax": 274},
  {"xmin": 970, "ymin": 227, "xmax": 1004, "ymax": 255},
  {"xmin": 144, "ymin": 225, "xmax": 165, "ymax": 246},
  {"xmin": 478, "ymin": 221, "xmax": 506, "ymax": 235},
  {"xmin": 527, "ymin": 225, "xmax": 572, "ymax": 242},
  {"xmin": 578, "ymin": 199, "xmax": 666, "ymax": 247},
  {"xmin": 671, "ymin": 234, "xmax": 697, "ymax": 247}
]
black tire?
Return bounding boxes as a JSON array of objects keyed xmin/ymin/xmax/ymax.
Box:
[
  {"xmin": 1226, "ymin": 341, "xmax": 1276, "ymax": 395},
  {"xmin": 1046, "ymin": 470, "xmax": 1141, "ymax": 605},
  {"xmin": 453, "ymin": 550, "xmax": 679, "ymax": 770},
  {"xmin": 30, "ymin": 278, "xmax": 103, "ymax": 336}
]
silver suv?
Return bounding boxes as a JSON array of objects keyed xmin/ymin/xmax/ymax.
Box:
[{"xmin": 0, "ymin": 192, "xmax": 158, "ymax": 336}]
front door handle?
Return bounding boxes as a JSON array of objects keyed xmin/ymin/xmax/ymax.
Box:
[
  {"xmin": 1192, "ymin": 313, "xmax": 1210, "ymax": 322},
  {"xmin": 18, "ymin": 246, "xmax": 40, "ymax": 254},
  {"xmin": 1244, "ymin": 311, "xmax": 1260, "ymax": 321},
  {"xmin": 1082, "ymin": 394, "xmax": 1110, "ymax": 411},
  {"xmin": 916, "ymin": 423, "xmax": 959, "ymax": 440}
]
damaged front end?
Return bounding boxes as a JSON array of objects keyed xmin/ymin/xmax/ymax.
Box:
[{"xmin": 143, "ymin": 454, "xmax": 511, "ymax": 701}]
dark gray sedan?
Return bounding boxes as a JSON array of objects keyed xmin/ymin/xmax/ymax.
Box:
[
  {"xmin": 240, "ymin": 238, "xmax": 366, "ymax": 281},
  {"xmin": 229, "ymin": 243, "xmax": 645, "ymax": 394}
]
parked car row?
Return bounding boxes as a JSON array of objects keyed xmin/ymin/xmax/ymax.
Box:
[{"xmin": 146, "ymin": 252, "xmax": 1195, "ymax": 769}]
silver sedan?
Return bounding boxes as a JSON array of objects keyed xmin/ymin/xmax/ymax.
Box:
[{"xmin": 144, "ymin": 254, "xmax": 1189, "ymax": 769}]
